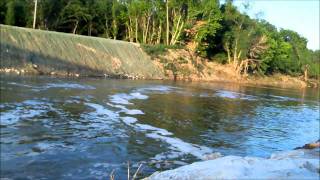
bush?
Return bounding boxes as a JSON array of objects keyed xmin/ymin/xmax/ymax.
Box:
[
  {"xmin": 212, "ymin": 53, "xmax": 228, "ymax": 64},
  {"xmin": 308, "ymin": 63, "xmax": 320, "ymax": 79},
  {"xmin": 141, "ymin": 44, "xmax": 183, "ymax": 58}
]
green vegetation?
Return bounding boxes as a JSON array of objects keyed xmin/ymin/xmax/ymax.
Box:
[
  {"xmin": 141, "ymin": 44, "xmax": 183, "ymax": 58},
  {"xmin": 0, "ymin": 0, "xmax": 319, "ymax": 79}
]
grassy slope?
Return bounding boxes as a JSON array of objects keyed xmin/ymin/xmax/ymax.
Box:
[{"xmin": 0, "ymin": 25, "xmax": 164, "ymax": 78}]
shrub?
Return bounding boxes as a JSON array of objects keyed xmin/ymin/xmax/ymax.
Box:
[
  {"xmin": 141, "ymin": 44, "xmax": 183, "ymax": 58},
  {"xmin": 212, "ymin": 53, "xmax": 228, "ymax": 64}
]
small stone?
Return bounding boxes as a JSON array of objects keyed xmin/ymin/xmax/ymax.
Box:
[
  {"xmin": 202, "ymin": 152, "xmax": 222, "ymax": 160},
  {"xmin": 155, "ymin": 163, "xmax": 161, "ymax": 169}
]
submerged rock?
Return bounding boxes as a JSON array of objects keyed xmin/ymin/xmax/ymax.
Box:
[
  {"xmin": 146, "ymin": 148, "xmax": 320, "ymax": 180},
  {"xmin": 295, "ymin": 140, "xmax": 320, "ymax": 150}
]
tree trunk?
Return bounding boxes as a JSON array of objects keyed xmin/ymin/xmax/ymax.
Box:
[
  {"xmin": 233, "ymin": 38, "xmax": 239, "ymax": 67},
  {"xmin": 150, "ymin": 19, "xmax": 156, "ymax": 44},
  {"xmin": 88, "ymin": 21, "xmax": 92, "ymax": 36},
  {"xmin": 237, "ymin": 50, "xmax": 242, "ymax": 60},
  {"xmin": 171, "ymin": 20, "xmax": 184, "ymax": 45},
  {"xmin": 166, "ymin": 0, "xmax": 170, "ymax": 45},
  {"xmin": 73, "ymin": 20, "xmax": 79, "ymax": 34},
  {"xmin": 135, "ymin": 18, "xmax": 139, "ymax": 43},
  {"xmin": 157, "ymin": 20, "xmax": 162, "ymax": 44},
  {"xmin": 144, "ymin": 15, "xmax": 151, "ymax": 44},
  {"xmin": 304, "ymin": 66, "xmax": 308, "ymax": 81},
  {"xmin": 112, "ymin": 19, "xmax": 117, "ymax": 40},
  {"xmin": 170, "ymin": 14, "xmax": 181, "ymax": 45},
  {"xmin": 104, "ymin": 16, "xmax": 110, "ymax": 38},
  {"xmin": 33, "ymin": 0, "xmax": 38, "ymax": 29},
  {"xmin": 150, "ymin": 19, "xmax": 155, "ymax": 44},
  {"xmin": 225, "ymin": 43, "xmax": 231, "ymax": 64},
  {"xmin": 128, "ymin": 17, "xmax": 133, "ymax": 42},
  {"xmin": 142, "ymin": 17, "xmax": 146, "ymax": 43}
]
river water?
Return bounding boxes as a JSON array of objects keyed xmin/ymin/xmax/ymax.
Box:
[{"xmin": 1, "ymin": 75, "xmax": 319, "ymax": 179}]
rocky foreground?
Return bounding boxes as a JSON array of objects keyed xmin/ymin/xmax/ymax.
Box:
[{"xmin": 146, "ymin": 144, "xmax": 320, "ymax": 180}]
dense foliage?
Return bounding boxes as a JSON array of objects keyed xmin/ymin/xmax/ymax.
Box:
[{"xmin": 0, "ymin": 0, "xmax": 319, "ymax": 78}]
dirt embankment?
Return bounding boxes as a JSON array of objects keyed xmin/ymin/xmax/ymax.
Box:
[
  {"xmin": 1, "ymin": 25, "xmax": 317, "ymax": 89},
  {"xmin": 153, "ymin": 48, "xmax": 318, "ymax": 89},
  {"xmin": 0, "ymin": 25, "xmax": 164, "ymax": 79}
]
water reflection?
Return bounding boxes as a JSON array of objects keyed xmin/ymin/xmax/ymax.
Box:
[{"xmin": 0, "ymin": 75, "xmax": 319, "ymax": 179}]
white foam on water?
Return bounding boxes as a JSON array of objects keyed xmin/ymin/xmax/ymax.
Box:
[
  {"xmin": 45, "ymin": 83, "xmax": 95, "ymax": 90},
  {"xmin": 129, "ymin": 119, "xmax": 212, "ymax": 160},
  {"xmin": 0, "ymin": 100, "xmax": 50, "ymax": 126},
  {"xmin": 268, "ymin": 95, "xmax": 299, "ymax": 102},
  {"xmin": 8, "ymin": 82, "xmax": 34, "ymax": 88},
  {"xmin": 65, "ymin": 99, "xmax": 81, "ymax": 104},
  {"xmin": 135, "ymin": 124, "xmax": 173, "ymax": 136},
  {"xmin": 130, "ymin": 92, "xmax": 149, "ymax": 99},
  {"xmin": 107, "ymin": 103, "xmax": 144, "ymax": 115},
  {"xmin": 109, "ymin": 92, "xmax": 149, "ymax": 105},
  {"xmin": 8, "ymin": 82, "xmax": 96, "ymax": 91},
  {"xmin": 121, "ymin": 116, "xmax": 138, "ymax": 125},
  {"xmin": 215, "ymin": 90, "xmax": 256, "ymax": 100},
  {"xmin": 153, "ymin": 151, "xmax": 183, "ymax": 160},
  {"xmin": 93, "ymin": 163, "xmax": 119, "ymax": 169},
  {"xmin": 109, "ymin": 85, "xmax": 180, "ymax": 105},
  {"xmin": 81, "ymin": 102, "xmax": 125, "ymax": 134},
  {"xmin": 107, "ymin": 85, "xmax": 214, "ymax": 160},
  {"xmin": 109, "ymin": 93, "xmax": 133, "ymax": 105},
  {"xmin": 123, "ymin": 109, "xmax": 144, "ymax": 115},
  {"xmin": 84, "ymin": 103, "xmax": 119, "ymax": 119},
  {"xmin": 138, "ymin": 85, "xmax": 180, "ymax": 94},
  {"xmin": 147, "ymin": 133, "xmax": 212, "ymax": 160}
]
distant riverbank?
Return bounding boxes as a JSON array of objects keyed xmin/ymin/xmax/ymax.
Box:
[{"xmin": 1, "ymin": 25, "xmax": 317, "ymax": 89}]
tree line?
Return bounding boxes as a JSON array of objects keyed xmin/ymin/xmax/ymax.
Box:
[{"xmin": 0, "ymin": 0, "xmax": 319, "ymax": 78}]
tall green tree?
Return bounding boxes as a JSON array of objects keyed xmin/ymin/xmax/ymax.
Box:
[
  {"xmin": 58, "ymin": 0, "xmax": 91, "ymax": 34},
  {"xmin": 5, "ymin": 0, "xmax": 29, "ymax": 27}
]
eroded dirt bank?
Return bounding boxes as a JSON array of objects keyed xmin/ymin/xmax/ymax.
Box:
[{"xmin": 152, "ymin": 48, "xmax": 318, "ymax": 89}]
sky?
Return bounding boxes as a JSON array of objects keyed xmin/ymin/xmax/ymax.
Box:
[{"xmin": 224, "ymin": 0, "xmax": 320, "ymax": 50}]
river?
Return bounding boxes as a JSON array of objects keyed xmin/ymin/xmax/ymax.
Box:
[{"xmin": 0, "ymin": 75, "xmax": 319, "ymax": 179}]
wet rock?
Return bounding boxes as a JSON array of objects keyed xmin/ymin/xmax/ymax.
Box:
[
  {"xmin": 146, "ymin": 148, "xmax": 320, "ymax": 180},
  {"xmin": 31, "ymin": 146, "xmax": 45, "ymax": 153},
  {"xmin": 295, "ymin": 140, "xmax": 320, "ymax": 150},
  {"xmin": 202, "ymin": 152, "xmax": 222, "ymax": 160},
  {"xmin": 172, "ymin": 161, "xmax": 188, "ymax": 166}
]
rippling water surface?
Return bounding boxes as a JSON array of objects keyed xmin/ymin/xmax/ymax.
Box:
[{"xmin": 1, "ymin": 75, "xmax": 319, "ymax": 179}]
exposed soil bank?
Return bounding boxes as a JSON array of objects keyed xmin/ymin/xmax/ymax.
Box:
[{"xmin": 152, "ymin": 49, "xmax": 318, "ymax": 89}]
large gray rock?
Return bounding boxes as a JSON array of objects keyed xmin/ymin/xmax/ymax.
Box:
[{"xmin": 146, "ymin": 148, "xmax": 319, "ymax": 180}]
